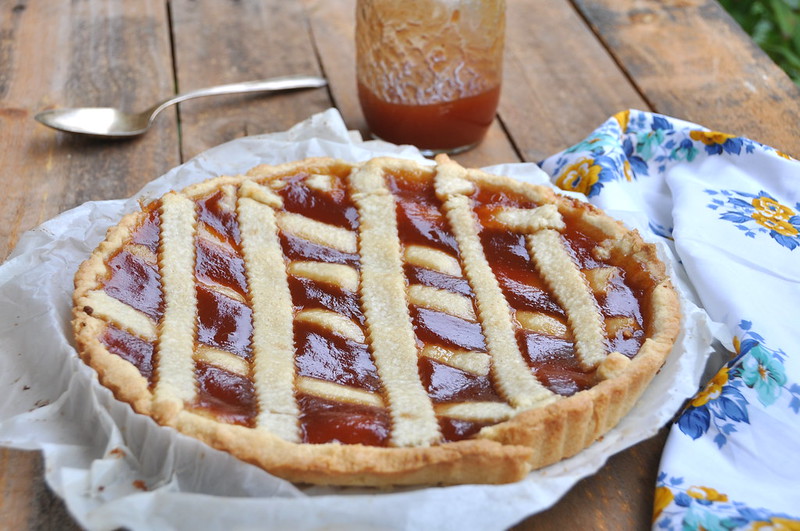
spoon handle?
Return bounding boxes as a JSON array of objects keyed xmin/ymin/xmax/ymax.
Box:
[{"xmin": 147, "ymin": 75, "xmax": 327, "ymax": 121}]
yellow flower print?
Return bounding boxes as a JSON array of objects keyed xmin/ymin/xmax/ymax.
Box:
[
  {"xmin": 753, "ymin": 214, "xmax": 799, "ymax": 237},
  {"xmin": 751, "ymin": 196, "xmax": 799, "ymax": 237},
  {"xmin": 776, "ymin": 150, "xmax": 795, "ymax": 161},
  {"xmin": 614, "ymin": 109, "xmax": 631, "ymax": 132},
  {"xmin": 556, "ymin": 158, "xmax": 601, "ymax": 196},
  {"xmin": 652, "ymin": 485, "xmax": 674, "ymax": 522},
  {"xmin": 750, "ymin": 517, "xmax": 800, "ymax": 530},
  {"xmin": 690, "ymin": 130, "xmax": 736, "ymax": 145},
  {"xmin": 753, "ymin": 196, "xmax": 795, "ymax": 220},
  {"xmin": 691, "ymin": 367, "xmax": 729, "ymax": 407},
  {"xmin": 687, "ymin": 485, "xmax": 729, "ymax": 503}
]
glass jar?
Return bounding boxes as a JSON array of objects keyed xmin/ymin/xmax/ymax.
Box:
[{"xmin": 355, "ymin": 0, "xmax": 505, "ymax": 154}]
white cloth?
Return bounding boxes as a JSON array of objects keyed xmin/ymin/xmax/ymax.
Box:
[{"xmin": 541, "ymin": 110, "xmax": 800, "ymax": 529}]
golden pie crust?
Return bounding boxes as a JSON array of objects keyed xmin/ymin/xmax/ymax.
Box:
[{"xmin": 72, "ymin": 155, "xmax": 680, "ymax": 486}]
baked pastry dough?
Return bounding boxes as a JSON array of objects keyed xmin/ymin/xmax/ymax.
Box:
[{"xmin": 72, "ymin": 155, "xmax": 680, "ymax": 486}]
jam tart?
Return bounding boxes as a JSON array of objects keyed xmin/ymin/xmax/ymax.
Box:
[{"xmin": 72, "ymin": 155, "xmax": 680, "ymax": 486}]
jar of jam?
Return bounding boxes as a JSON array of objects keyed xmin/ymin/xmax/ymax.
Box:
[{"xmin": 355, "ymin": 0, "xmax": 505, "ymax": 155}]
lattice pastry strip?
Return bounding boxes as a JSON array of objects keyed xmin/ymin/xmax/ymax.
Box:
[
  {"xmin": 488, "ymin": 202, "xmax": 609, "ymax": 371},
  {"xmin": 81, "ymin": 289, "xmax": 157, "ymax": 342},
  {"xmin": 237, "ymin": 191, "xmax": 301, "ymax": 442},
  {"xmin": 295, "ymin": 309, "xmax": 365, "ymax": 343},
  {"xmin": 153, "ymin": 192, "xmax": 200, "ymax": 412},
  {"xmin": 287, "ymin": 261, "xmax": 360, "ymax": 293},
  {"xmin": 434, "ymin": 159, "xmax": 558, "ymax": 410},
  {"xmin": 436, "ymin": 402, "xmax": 516, "ymax": 422},
  {"xmin": 296, "ymin": 377, "xmax": 384, "ymax": 408},
  {"xmin": 419, "ymin": 345, "xmax": 491, "ymax": 376},
  {"xmin": 277, "ymin": 211, "xmax": 357, "ymax": 253},
  {"xmin": 125, "ymin": 243, "xmax": 157, "ymax": 264},
  {"xmin": 349, "ymin": 160, "xmax": 441, "ymax": 447},
  {"xmin": 515, "ymin": 311, "xmax": 569, "ymax": 339},
  {"xmin": 584, "ymin": 266, "xmax": 618, "ymax": 294},
  {"xmin": 403, "ymin": 244, "xmax": 462, "ymax": 276},
  {"xmin": 408, "ymin": 284, "xmax": 476, "ymax": 321},
  {"xmin": 526, "ymin": 229, "xmax": 607, "ymax": 371},
  {"xmin": 194, "ymin": 345, "xmax": 250, "ymax": 377}
]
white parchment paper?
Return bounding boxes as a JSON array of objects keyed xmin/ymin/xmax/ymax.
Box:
[{"xmin": 0, "ymin": 109, "xmax": 719, "ymax": 531}]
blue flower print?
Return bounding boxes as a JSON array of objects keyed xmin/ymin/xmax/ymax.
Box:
[
  {"xmin": 654, "ymin": 474, "xmax": 800, "ymax": 531},
  {"xmin": 675, "ymin": 322, "xmax": 797, "ymax": 448},
  {"xmin": 705, "ymin": 189, "xmax": 800, "ymax": 251},
  {"xmin": 740, "ymin": 344, "xmax": 787, "ymax": 406}
]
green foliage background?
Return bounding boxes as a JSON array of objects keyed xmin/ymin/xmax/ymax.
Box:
[{"xmin": 720, "ymin": 0, "xmax": 800, "ymax": 84}]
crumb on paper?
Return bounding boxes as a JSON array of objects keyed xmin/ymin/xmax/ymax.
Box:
[
  {"xmin": 108, "ymin": 447, "xmax": 126, "ymax": 458},
  {"xmin": 31, "ymin": 399, "xmax": 50, "ymax": 410},
  {"xmin": 132, "ymin": 480, "xmax": 147, "ymax": 491}
]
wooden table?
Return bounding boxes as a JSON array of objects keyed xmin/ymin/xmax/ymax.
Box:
[{"xmin": 2, "ymin": 0, "xmax": 799, "ymax": 529}]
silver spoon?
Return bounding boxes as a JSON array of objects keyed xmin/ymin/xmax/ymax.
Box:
[{"xmin": 34, "ymin": 75, "xmax": 327, "ymax": 138}]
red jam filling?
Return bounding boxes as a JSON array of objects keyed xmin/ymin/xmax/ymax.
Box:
[
  {"xmin": 519, "ymin": 330, "xmax": 594, "ymax": 396},
  {"xmin": 294, "ymin": 324, "xmax": 381, "ymax": 392},
  {"xmin": 561, "ymin": 222, "xmax": 605, "ymax": 270},
  {"xmin": 404, "ymin": 265, "xmax": 473, "ymax": 297},
  {"xmin": 288, "ymin": 276, "xmax": 365, "ymax": 326},
  {"xmin": 194, "ymin": 361, "xmax": 256, "ymax": 427},
  {"xmin": 194, "ymin": 238, "xmax": 249, "ymax": 297},
  {"xmin": 100, "ymin": 170, "xmax": 652, "ymax": 446},
  {"xmin": 440, "ymin": 417, "xmax": 495, "ymax": 443},
  {"xmin": 131, "ymin": 209, "xmax": 160, "ymax": 253},
  {"xmin": 396, "ymin": 198, "xmax": 460, "ymax": 254},
  {"xmin": 197, "ymin": 191, "xmax": 241, "ymax": 247},
  {"xmin": 411, "ymin": 307, "xmax": 487, "ymax": 352},
  {"xmin": 103, "ymin": 250, "xmax": 163, "ymax": 321},
  {"xmin": 480, "ymin": 230, "xmax": 533, "ymax": 273},
  {"xmin": 279, "ymin": 173, "xmax": 360, "ymax": 230},
  {"xmin": 297, "ymin": 393, "xmax": 390, "ymax": 446},
  {"xmin": 100, "ymin": 324, "xmax": 155, "ymax": 382},
  {"xmin": 280, "ymin": 232, "xmax": 360, "ymax": 267},
  {"xmin": 195, "ymin": 285, "xmax": 252, "ymax": 359},
  {"xmin": 496, "ymin": 270, "xmax": 565, "ymax": 316},
  {"xmin": 419, "ymin": 357, "xmax": 502, "ymax": 403}
]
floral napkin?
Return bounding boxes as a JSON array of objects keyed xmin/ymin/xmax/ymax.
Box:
[{"xmin": 540, "ymin": 110, "xmax": 800, "ymax": 530}]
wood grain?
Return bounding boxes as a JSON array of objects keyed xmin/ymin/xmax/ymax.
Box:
[
  {"xmin": 0, "ymin": 449, "xmax": 80, "ymax": 531},
  {"xmin": 169, "ymin": 0, "xmax": 332, "ymax": 161},
  {"xmin": 0, "ymin": 0, "xmax": 179, "ymax": 258},
  {"xmin": 514, "ymin": 428, "xmax": 669, "ymax": 529},
  {"xmin": 573, "ymin": 0, "xmax": 800, "ymax": 157},
  {"xmin": 500, "ymin": 0, "xmax": 650, "ymax": 162},
  {"xmin": 0, "ymin": 0, "xmax": 177, "ymax": 528}
]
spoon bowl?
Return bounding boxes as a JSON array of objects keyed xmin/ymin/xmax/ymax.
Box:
[
  {"xmin": 35, "ymin": 107, "xmax": 153, "ymax": 138},
  {"xmin": 35, "ymin": 75, "xmax": 327, "ymax": 138}
]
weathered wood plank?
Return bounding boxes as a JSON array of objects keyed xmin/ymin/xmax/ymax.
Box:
[
  {"xmin": 169, "ymin": 0, "xmax": 332, "ymax": 161},
  {"xmin": 500, "ymin": 0, "xmax": 651, "ymax": 162},
  {"xmin": 573, "ymin": 0, "xmax": 800, "ymax": 157},
  {"xmin": 0, "ymin": 448, "xmax": 34, "ymax": 530},
  {"xmin": 301, "ymin": 0, "xmax": 520, "ymax": 168},
  {"xmin": 1, "ymin": 2, "xmax": 177, "ymax": 528},
  {"xmin": 0, "ymin": 449, "xmax": 81, "ymax": 531},
  {"xmin": 0, "ymin": 0, "xmax": 179, "ymax": 258},
  {"xmin": 514, "ymin": 428, "xmax": 669, "ymax": 530}
]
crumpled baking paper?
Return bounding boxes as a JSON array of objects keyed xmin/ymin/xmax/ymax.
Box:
[{"xmin": 0, "ymin": 109, "xmax": 720, "ymax": 531}]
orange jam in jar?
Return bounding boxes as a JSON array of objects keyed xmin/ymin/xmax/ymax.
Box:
[{"xmin": 355, "ymin": 0, "xmax": 505, "ymax": 154}]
